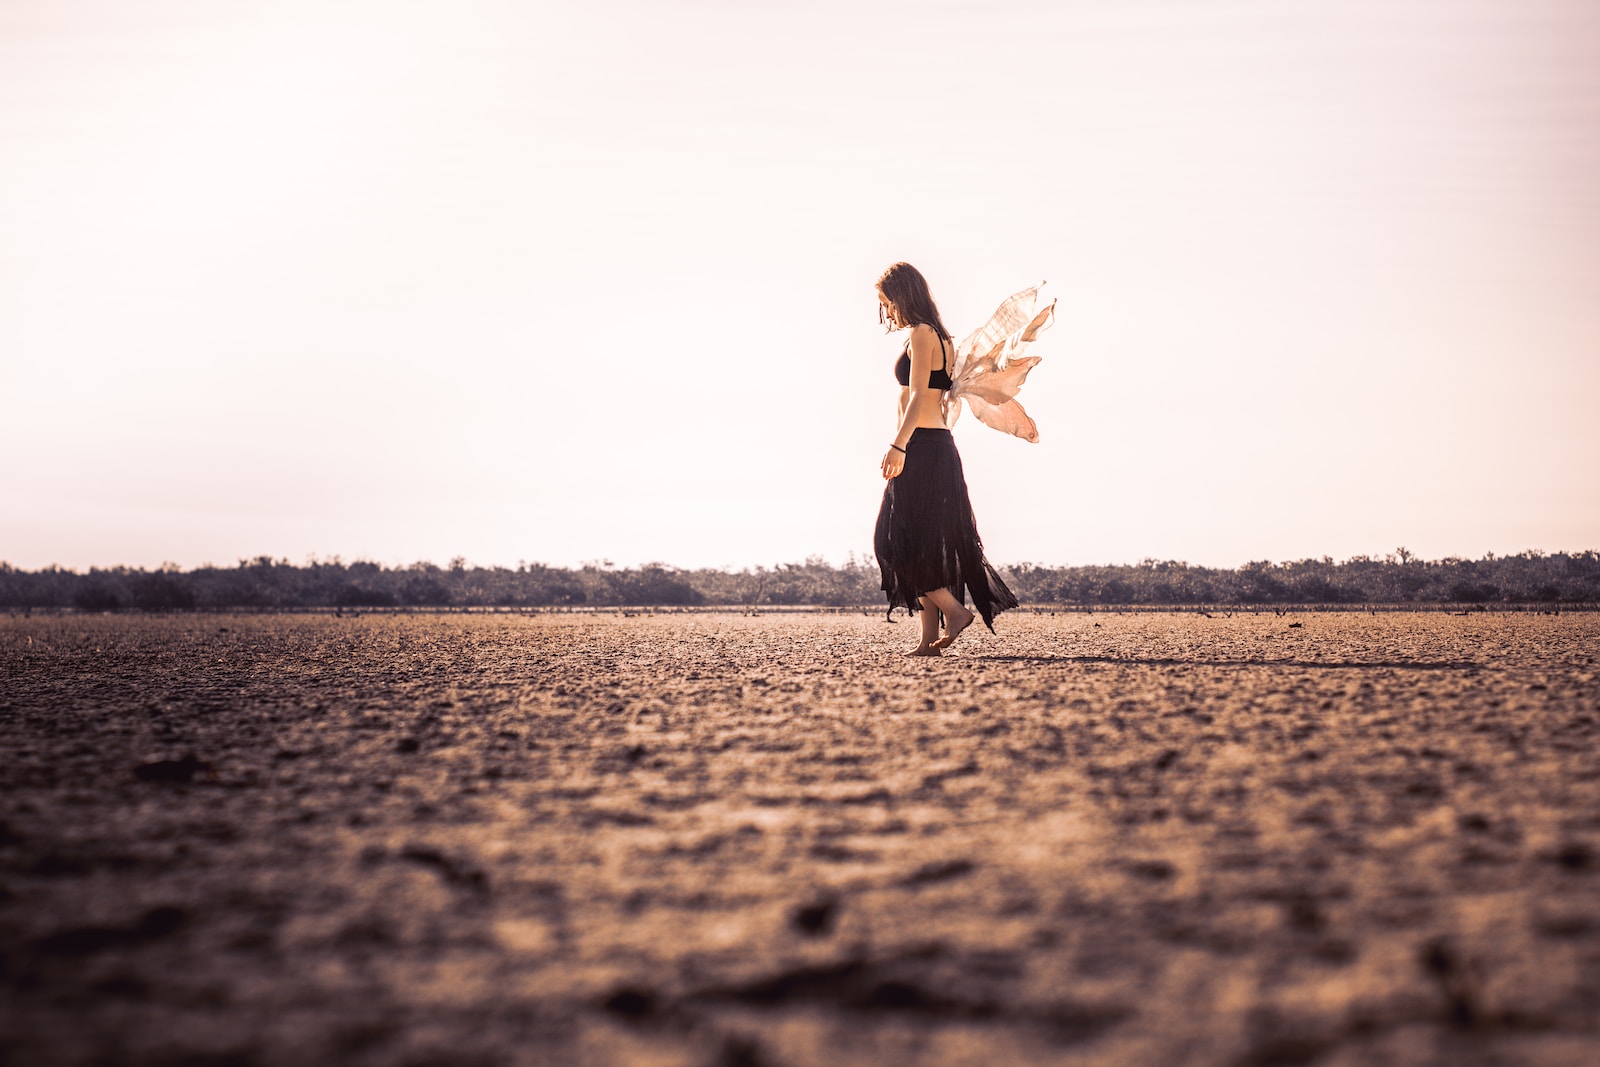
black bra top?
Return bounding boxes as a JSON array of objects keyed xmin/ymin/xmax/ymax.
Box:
[{"xmin": 894, "ymin": 327, "xmax": 954, "ymax": 390}]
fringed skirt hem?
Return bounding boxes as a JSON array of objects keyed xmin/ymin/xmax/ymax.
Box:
[{"xmin": 873, "ymin": 428, "xmax": 1018, "ymax": 632}]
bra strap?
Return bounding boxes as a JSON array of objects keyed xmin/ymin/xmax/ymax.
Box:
[{"xmin": 914, "ymin": 323, "xmax": 949, "ymax": 371}]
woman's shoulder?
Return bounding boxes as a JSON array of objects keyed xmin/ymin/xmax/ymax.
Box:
[{"xmin": 908, "ymin": 322, "xmax": 948, "ymax": 351}]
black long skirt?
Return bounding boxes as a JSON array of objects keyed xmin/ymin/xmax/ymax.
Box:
[{"xmin": 874, "ymin": 427, "xmax": 1019, "ymax": 631}]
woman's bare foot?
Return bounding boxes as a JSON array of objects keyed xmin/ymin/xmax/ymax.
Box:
[
  {"xmin": 932, "ymin": 607, "xmax": 975, "ymax": 649},
  {"xmin": 905, "ymin": 644, "xmax": 942, "ymax": 657}
]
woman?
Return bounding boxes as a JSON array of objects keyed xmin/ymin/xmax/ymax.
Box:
[{"xmin": 874, "ymin": 262, "xmax": 1019, "ymax": 656}]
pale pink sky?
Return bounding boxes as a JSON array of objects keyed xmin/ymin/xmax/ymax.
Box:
[{"xmin": 2, "ymin": 0, "xmax": 1597, "ymax": 571}]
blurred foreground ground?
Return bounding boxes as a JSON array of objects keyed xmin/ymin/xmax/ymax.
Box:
[{"xmin": 1, "ymin": 611, "xmax": 1597, "ymax": 1067}]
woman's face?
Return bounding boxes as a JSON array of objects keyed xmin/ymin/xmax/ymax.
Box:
[{"xmin": 877, "ymin": 291, "xmax": 902, "ymax": 330}]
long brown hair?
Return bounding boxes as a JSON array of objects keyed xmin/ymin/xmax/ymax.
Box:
[{"xmin": 877, "ymin": 262, "xmax": 952, "ymax": 341}]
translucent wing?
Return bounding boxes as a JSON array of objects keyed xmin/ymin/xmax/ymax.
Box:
[
  {"xmin": 951, "ymin": 283, "xmax": 1047, "ymax": 381},
  {"xmin": 946, "ymin": 284, "xmax": 1055, "ymax": 443},
  {"xmin": 963, "ymin": 393, "xmax": 1041, "ymax": 442}
]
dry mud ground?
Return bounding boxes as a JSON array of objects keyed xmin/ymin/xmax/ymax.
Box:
[{"xmin": 1, "ymin": 611, "xmax": 1598, "ymax": 1067}]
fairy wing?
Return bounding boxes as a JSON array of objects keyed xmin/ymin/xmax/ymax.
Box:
[
  {"xmin": 946, "ymin": 284, "xmax": 1055, "ymax": 443},
  {"xmin": 951, "ymin": 283, "xmax": 1048, "ymax": 381},
  {"xmin": 961, "ymin": 392, "xmax": 1041, "ymax": 442}
]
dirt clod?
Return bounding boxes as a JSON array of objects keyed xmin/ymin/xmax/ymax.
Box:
[{"xmin": 132, "ymin": 754, "xmax": 209, "ymax": 783}]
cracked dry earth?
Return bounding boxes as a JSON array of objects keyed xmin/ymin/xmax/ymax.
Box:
[{"xmin": 1, "ymin": 611, "xmax": 1598, "ymax": 1067}]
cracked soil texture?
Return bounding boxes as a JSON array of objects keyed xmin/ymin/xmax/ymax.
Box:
[{"xmin": 2, "ymin": 611, "xmax": 1598, "ymax": 1067}]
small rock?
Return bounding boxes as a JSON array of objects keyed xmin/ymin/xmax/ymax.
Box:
[
  {"xmin": 1555, "ymin": 842, "xmax": 1594, "ymax": 871},
  {"xmin": 133, "ymin": 754, "xmax": 209, "ymax": 784},
  {"xmin": 137, "ymin": 905, "xmax": 187, "ymax": 939},
  {"xmin": 715, "ymin": 1035, "xmax": 769, "ymax": 1067},
  {"xmin": 91, "ymin": 974, "xmax": 149, "ymax": 999},
  {"xmin": 863, "ymin": 979, "xmax": 933, "ymax": 1010},
  {"xmin": 399, "ymin": 845, "xmax": 488, "ymax": 894},
  {"xmin": 1535, "ymin": 913, "xmax": 1597, "ymax": 939},
  {"xmin": 1129, "ymin": 859, "xmax": 1176, "ymax": 881},
  {"xmin": 1285, "ymin": 895, "xmax": 1325, "ymax": 932},
  {"xmin": 35, "ymin": 924, "xmax": 133, "ymax": 956},
  {"xmin": 902, "ymin": 859, "xmax": 975, "ymax": 887},
  {"xmin": 31, "ymin": 853, "xmax": 91, "ymax": 877},
  {"xmin": 1311, "ymin": 938, "xmax": 1355, "ymax": 964},
  {"xmin": 791, "ymin": 898, "xmax": 838, "ymax": 937},
  {"xmin": 601, "ymin": 987, "xmax": 658, "ymax": 1020},
  {"xmin": 34, "ymin": 905, "xmax": 187, "ymax": 957},
  {"xmin": 1419, "ymin": 936, "xmax": 1480, "ymax": 1026}
]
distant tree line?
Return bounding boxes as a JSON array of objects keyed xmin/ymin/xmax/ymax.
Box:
[{"xmin": 1, "ymin": 549, "xmax": 1595, "ymax": 612}]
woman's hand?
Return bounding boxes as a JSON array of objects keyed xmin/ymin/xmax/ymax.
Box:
[{"xmin": 882, "ymin": 447, "xmax": 905, "ymax": 480}]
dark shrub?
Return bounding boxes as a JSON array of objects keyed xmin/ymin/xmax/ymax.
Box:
[
  {"xmin": 73, "ymin": 586, "xmax": 122, "ymax": 611},
  {"xmin": 546, "ymin": 583, "xmax": 586, "ymax": 605},
  {"xmin": 763, "ymin": 584, "xmax": 806, "ymax": 605},
  {"xmin": 400, "ymin": 577, "xmax": 451, "ymax": 606},
  {"xmin": 131, "ymin": 575, "xmax": 196, "ymax": 612},
  {"xmin": 1449, "ymin": 582, "xmax": 1498, "ymax": 604},
  {"xmin": 608, "ymin": 566, "xmax": 703, "ymax": 606},
  {"xmin": 1238, "ymin": 562, "xmax": 1288, "ymax": 603},
  {"xmin": 1097, "ymin": 578, "xmax": 1132, "ymax": 604},
  {"xmin": 334, "ymin": 583, "xmax": 396, "ymax": 607}
]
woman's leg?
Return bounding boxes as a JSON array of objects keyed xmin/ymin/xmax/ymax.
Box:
[
  {"xmin": 907, "ymin": 596, "xmax": 942, "ymax": 656},
  {"xmin": 925, "ymin": 587, "xmax": 975, "ymax": 649}
]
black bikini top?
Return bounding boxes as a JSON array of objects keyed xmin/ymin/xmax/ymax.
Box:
[{"xmin": 894, "ymin": 327, "xmax": 954, "ymax": 391}]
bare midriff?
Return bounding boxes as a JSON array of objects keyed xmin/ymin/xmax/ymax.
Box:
[{"xmin": 897, "ymin": 385, "xmax": 948, "ymax": 434}]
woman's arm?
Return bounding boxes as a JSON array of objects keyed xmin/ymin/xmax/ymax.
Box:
[{"xmin": 881, "ymin": 325, "xmax": 943, "ymax": 480}]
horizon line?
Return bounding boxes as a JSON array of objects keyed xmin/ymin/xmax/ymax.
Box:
[{"xmin": 5, "ymin": 547, "xmax": 1598, "ymax": 576}]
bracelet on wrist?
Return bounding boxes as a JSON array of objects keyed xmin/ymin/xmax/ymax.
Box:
[{"xmin": 889, "ymin": 443, "xmax": 906, "ymax": 454}]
